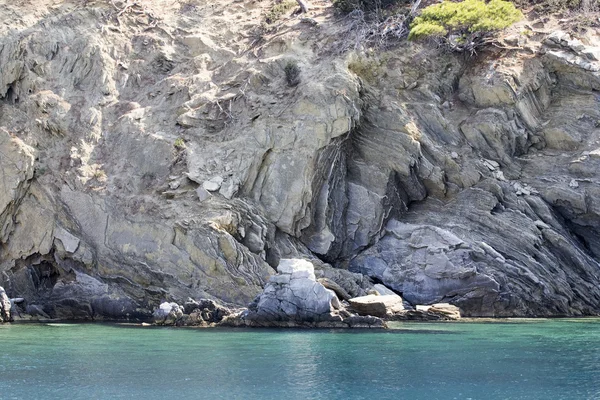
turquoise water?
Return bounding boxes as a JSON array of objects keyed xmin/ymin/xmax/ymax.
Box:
[{"xmin": 1, "ymin": 320, "xmax": 599, "ymax": 399}]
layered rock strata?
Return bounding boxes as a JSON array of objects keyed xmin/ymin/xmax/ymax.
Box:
[{"xmin": 0, "ymin": 1, "xmax": 599, "ymax": 319}]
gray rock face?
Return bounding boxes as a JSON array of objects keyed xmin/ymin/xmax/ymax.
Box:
[
  {"xmin": 351, "ymin": 220, "xmax": 501, "ymax": 315},
  {"xmin": 245, "ymin": 259, "xmax": 341, "ymax": 324},
  {"xmin": 1, "ymin": 2, "xmax": 600, "ymax": 320},
  {"xmin": 372, "ymin": 284, "xmax": 397, "ymax": 296},
  {"xmin": 351, "ymin": 183, "xmax": 600, "ymax": 317},
  {"xmin": 0, "ymin": 129, "xmax": 35, "ymax": 245}
]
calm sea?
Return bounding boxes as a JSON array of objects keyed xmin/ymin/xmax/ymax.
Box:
[{"xmin": 1, "ymin": 319, "xmax": 599, "ymax": 399}]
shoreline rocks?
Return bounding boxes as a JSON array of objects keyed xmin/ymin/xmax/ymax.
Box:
[
  {"xmin": 148, "ymin": 260, "xmax": 463, "ymax": 328},
  {"xmin": 152, "ymin": 302, "xmax": 184, "ymax": 326},
  {"xmin": 391, "ymin": 304, "xmax": 462, "ymax": 321},
  {"xmin": 243, "ymin": 259, "xmax": 343, "ymax": 325},
  {"xmin": 348, "ymin": 294, "xmax": 405, "ymax": 318},
  {"xmin": 1, "ymin": 1, "xmax": 600, "ymax": 320},
  {"xmin": 235, "ymin": 259, "xmax": 385, "ymax": 328},
  {"xmin": 152, "ymin": 298, "xmax": 233, "ymax": 326},
  {"xmin": 184, "ymin": 298, "xmax": 232, "ymax": 326},
  {"xmin": 1, "ymin": 287, "xmax": 12, "ymax": 323}
]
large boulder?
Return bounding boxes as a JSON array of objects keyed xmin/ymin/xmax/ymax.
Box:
[
  {"xmin": 245, "ymin": 259, "xmax": 341, "ymax": 325},
  {"xmin": 417, "ymin": 303, "xmax": 461, "ymax": 319},
  {"xmin": 0, "ymin": 287, "xmax": 12, "ymax": 322},
  {"xmin": 152, "ymin": 302, "xmax": 184, "ymax": 326},
  {"xmin": 348, "ymin": 294, "xmax": 404, "ymax": 318}
]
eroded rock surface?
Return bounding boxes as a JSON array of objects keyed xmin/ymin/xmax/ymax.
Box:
[
  {"xmin": 153, "ymin": 302, "xmax": 184, "ymax": 326},
  {"xmin": 0, "ymin": 1, "xmax": 599, "ymax": 320},
  {"xmin": 348, "ymin": 294, "xmax": 405, "ymax": 318},
  {"xmin": 243, "ymin": 259, "xmax": 341, "ymax": 324},
  {"xmin": 220, "ymin": 258, "xmax": 383, "ymax": 328},
  {"xmin": 0, "ymin": 286, "xmax": 12, "ymax": 322},
  {"xmin": 392, "ymin": 304, "xmax": 462, "ymax": 321}
]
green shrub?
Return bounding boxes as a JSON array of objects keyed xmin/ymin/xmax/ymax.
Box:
[
  {"xmin": 284, "ymin": 61, "xmax": 301, "ymax": 87},
  {"xmin": 265, "ymin": 0, "xmax": 298, "ymax": 24},
  {"xmin": 174, "ymin": 137, "xmax": 186, "ymax": 150},
  {"xmin": 409, "ymin": 0, "xmax": 522, "ymax": 51}
]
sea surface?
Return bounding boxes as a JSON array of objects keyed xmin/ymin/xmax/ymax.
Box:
[{"xmin": 1, "ymin": 319, "xmax": 599, "ymax": 399}]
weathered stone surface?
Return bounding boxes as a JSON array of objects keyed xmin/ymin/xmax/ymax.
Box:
[
  {"xmin": 372, "ymin": 284, "xmax": 397, "ymax": 296},
  {"xmin": 153, "ymin": 302, "xmax": 184, "ymax": 326},
  {"xmin": 348, "ymin": 294, "xmax": 404, "ymax": 318},
  {"xmin": 25, "ymin": 304, "xmax": 51, "ymax": 320},
  {"xmin": 351, "ymin": 182, "xmax": 600, "ymax": 317},
  {"xmin": 392, "ymin": 304, "xmax": 461, "ymax": 321},
  {"xmin": 314, "ymin": 264, "xmax": 375, "ymax": 299},
  {"xmin": 244, "ymin": 259, "xmax": 341, "ymax": 325},
  {"xmin": 418, "ymin": 303, "xmax": 461, "ymax": 319},
  {"xmin": 0, "ymin": 1, "xmax": 600, "ymax": 322},
  {"xmin": 149, "ymin": 298, "xmax": 234, "ymax": 327},
  {"xmin": 0, "ymin": 287, "xmax": 12, "ymax": 322},
  {"xmin": 0, "ymin": 129, "xmax": 36, "ymax": 244},
  {"xmin": 183, "ymin": 298, "xmax": 231, "ymax": 324},
  {"xmin": 350, "ymin": 220, "xmax": 501, "ymax": 314},
  {"xmin": 318, "ymin": 278, "xmax": 352, "ymax": 301},
  {"xmin": 221, "ymin": 309, "xmax": 386, "ymax": 329}
]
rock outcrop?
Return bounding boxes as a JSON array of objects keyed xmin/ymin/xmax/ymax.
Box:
[
  {"xmin": 348, "ymin": 294, "xmax": 405, "ymax": 318},
  {"xmin": 184, "ymin": 298, "xmax": 232, "ymax": 326},
  {"xmin": 151, "ymin": 298, "xmax": 233, "ymax": 326},
  {"xmin": 0, "ymin": 287, "xmax": 12, "ymax": 322},
  {"xmin": 153, "ymin": 302, "xmax": 185, "ymax": 326},
  {"xmin": 243, "ymin": 259, "xmax": 341, "ymax": 325},
  {"xmin": 225, "ymin": 259, "xmax": 383, "ymax": 328},
  {"xmin": 0, "ymin": 1, "xmax": 599, "ymax": 320},
  {"xmin": 391, "ymin": 304, "xmax": 462, "ymax": 321}
]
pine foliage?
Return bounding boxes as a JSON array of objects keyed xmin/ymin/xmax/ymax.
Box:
[{"xmin": 409, "ymin": 0, "xmax": 522, "ymax": 51}]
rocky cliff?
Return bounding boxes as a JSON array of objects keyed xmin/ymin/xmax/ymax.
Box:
[{"xmin": 1, "ymin": 0, "xmax": 599, "ymax": 320}]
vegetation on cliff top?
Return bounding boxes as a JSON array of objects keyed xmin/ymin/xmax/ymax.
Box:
[
  {"xmin": 409, "ymin": 0, "xmax": 522, "ymax": 39},
  {"xmin": 332, "ymin": 0, "xmax": 596, "ymax": 52},
  {"xmin": 409, "ymin": 0, "xmax": 523, "ymax": 52},
  {"xmin": 332, "ymin": 0, "xmax": 522, "ymax": 52}
]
